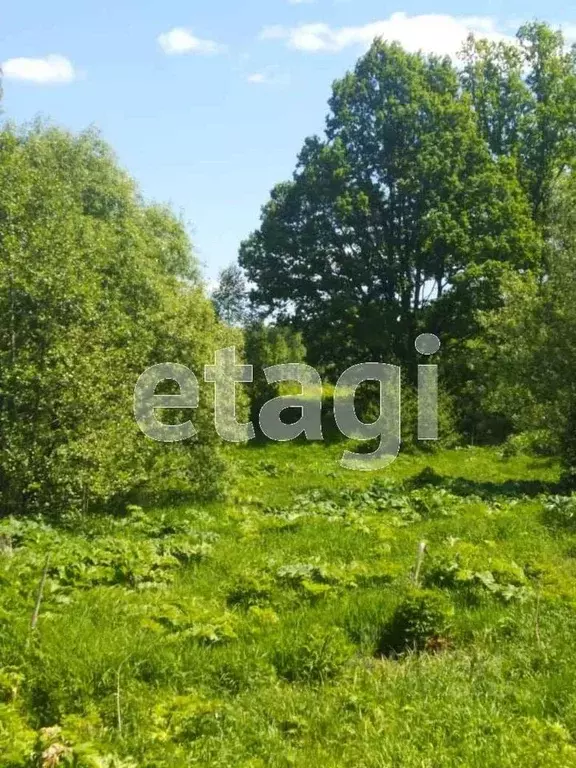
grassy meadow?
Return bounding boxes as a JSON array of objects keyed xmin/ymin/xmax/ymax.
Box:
[
  {"xmin": 4, "ymin": 441, "xmax": 576, "ymax": 766},
  {"xmin": 5, "ymin": 16, "xmax": 576, "ymax": 768}
]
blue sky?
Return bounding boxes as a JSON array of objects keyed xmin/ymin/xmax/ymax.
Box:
[{"xmin": 0, "ymin": 1, "xmax": 571, "ymax": 281}]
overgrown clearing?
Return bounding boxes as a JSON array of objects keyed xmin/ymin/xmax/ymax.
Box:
[
  {"xmin": 4, "ymin": 443, "xmax": 576, "ymax": 766},
  {"xmin": 4, "ymin": 16, "xmax": 576, "ymax": 768}
]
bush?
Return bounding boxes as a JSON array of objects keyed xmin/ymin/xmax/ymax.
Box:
[
  {"xmin": 502, "ymin": 430, "xmax": 559, "ymax": 458},
  {"xmin": 318, "ymin": 377, "xmax": 460, "ymax": 454},
  {"xmin": 243, "ymin": 323, "xmax": 307, "ymax": 430},
  {"xmin": 543, "ymin": 495, "xmax": 576, "ymax": 530},
  {"xmin": 377, "ymin": 589, "xmax": 452, "ymax": 656},
  {"xmin": 401, "ymin": 384, "xmax": 460, "ymax": 452},
  {"xmin": 0, "ymin": 123, "xmax": 234, "ymax": 515}
]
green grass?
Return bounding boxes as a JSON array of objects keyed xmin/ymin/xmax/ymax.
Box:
[{"xmin": 4, "ymin": 442, "xmax": 576, "ymax": 766}]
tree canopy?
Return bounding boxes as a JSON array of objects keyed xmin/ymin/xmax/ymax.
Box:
[
  {"xmin": 0, "ymin": 121, "xmax": 234, "ymax": 514},
  {"xmin": 461, "ymin": 22, "xmax": 576, "ymax": 229},
  {"xmin": 212, "ymin": 263, "xmax": 249, "ymax": 326},
  {"xmin": 240, "ymin": 37, "xmax": 541, "ymax": 377}
]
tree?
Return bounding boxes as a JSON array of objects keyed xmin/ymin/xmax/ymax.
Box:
[
  {"xmin": 472, "ymin": 172, "xmax": 576, "ymax": 466},
  {"xmin": 450, "ymin": 22, "xmax": 576, "ymax": 441},
  {"xmin": 240, "ymin": 40, "xmax": 540, "ymax": 378},
  {"xmin": 212, "ymin": 263, "xmax": 248, "ymax": 326},
  {"xmin": 461, "ymin": 22, "xmax": 576, "ymax": 229},
  {"xmin": 0, "ymin": 122, "xmax": 233, "ymax": 515}
]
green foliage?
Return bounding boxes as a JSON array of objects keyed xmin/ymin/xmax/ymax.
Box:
[
  {"xmin": 400, "ymin": 384, "xmax": 459, "ymax": 451},
  {"xmin": 0, "ymin": 702, "xmax": 36, "ymax": 767},
  {"xmin": 240, "ymin": 38, "xmax": 540, "ymax": 377},
  {"xmin": 542, "ymin": 495, "xmax": 576, "ymax": 530},
  {"xmin": 272, "ymin": 626, "xmax": 355, "ymax": 683},
  {"xmin": 423, "ymin": 550, "xmax": 531, "ymax": 604},
  {"xmin": 5, "ymin": 19, "xmax": 576, "ymax": 766},
  {"xmin": 461, "ymin": 22, "xmax": 576, "ymax": 227},
  {"xmin": 0, "ymin": 442, "xmax": 574, "ymax": 766},
  {"xmin": 239, "ymin": 21, "xmax": 576, "ymax": 449},
  {"xmin": 473, "ymin": 171, "xmax": 576, "ymax": 469},
  {"xmin": 453, "ymin": 24, "xmax": 576, "ymax": 445},
  {"xmin": 227, "ymin": 572, "xmax": 273, "ymax": 608},
  {"xmin": 212, "ymin": 263, "xmax": 248, "ymax": 326},
  {"xmin": 0, "ymin": 122, "xmax": 232, "ymax": 515},
  {"xmin": 377, "ymin": 589, "xmax": 452, "ymax": 656},
  {"xmin": 502, "ymin": 430, "xmax": 558, "ymax": 458},
  {"xmin": 243, "ymin": 323, "xmax": 307, "ymax": 427}
]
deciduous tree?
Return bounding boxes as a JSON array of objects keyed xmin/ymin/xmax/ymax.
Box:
[{"xmin": 240, "ymin": 40, "xmax": 540, "ymax": 377}]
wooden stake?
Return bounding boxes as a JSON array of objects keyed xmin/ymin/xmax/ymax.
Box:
[{"xmin": 413, "ymin": 541, "xmax": 428, "ymax": 587}]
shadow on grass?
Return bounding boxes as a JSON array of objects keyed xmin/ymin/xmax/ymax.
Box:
[
  {"xmin": 405, "ymin": 466, "xmax": 559, "ymax": 499},
  {"xmin": 448, "ymin": 476, "xmax": 559, "ymax": 499}
]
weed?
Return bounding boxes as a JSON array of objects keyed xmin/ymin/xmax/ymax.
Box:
[{"xmin": 377, "ymin": 589, "xmax": 453, "ymax": 656}]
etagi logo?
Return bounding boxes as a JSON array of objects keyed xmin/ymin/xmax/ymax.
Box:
[{"xmin": 134, "ymin": 334, "xmax": 440, "ymax": 471}]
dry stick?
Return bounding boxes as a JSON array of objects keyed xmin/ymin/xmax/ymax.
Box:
[
  {"xmin": 116, "ymin": 657, "xmax": 129, "ymax": 737},
  {"xmin": 413, "ymin": 541, "xmax": 428, "ymax": 587},
  {"xmin": 30, "ymin": 554, "xmax": 50, "ymax": 632},
  {"xmin": 535, "ymin": 589, "xmax": 543, "ymax": 650},
  {"xmin": 116, "ymin": 666, "xmax": 123, "ymax": 737}
]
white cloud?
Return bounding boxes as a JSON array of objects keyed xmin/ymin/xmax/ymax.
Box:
[
  {"xmin": 158, "ymin": 27, "xmax": 224, "ymax": 55},
  {"xmin": 2, "ymin": 54, "xmax": 76, "ymax": 84},
  {"xmin": 246, "ymin": 65, "xmax": 290, "ymax": 85},
  {"xmin": 260, "ymin": 12, "xmax": 512, "ymax": 56}
]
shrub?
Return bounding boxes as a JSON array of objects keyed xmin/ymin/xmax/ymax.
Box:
[
  {"xmin": 324, "ymin": 381, "xmax": 460, "ymax": 455},
  {"xmin": 0, "ymin": 123, "xmax": 234, "ymax": 515},
  {"xmin": 377, "ymin": 589, "xmax": 452, "ymax": 656},
  {"xmin": 243, "ymin": 323, "xmax": 306, "ymax": 430},
  {"xmin": 227, "ymin": 573, "xmax": 273, "ymax": 608},
  {"xmin": 401, "ymin": 384, "xmax": 460, "ymax": 452},
  {"xmin": 502, "ymin": 429, "xmax": 559, "ymax": 458}
]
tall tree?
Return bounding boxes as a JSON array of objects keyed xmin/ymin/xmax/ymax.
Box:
[
  {"xmin": 0, "ymin": 122, "xmax": 233, "ymax": 514},
  {"xmin": 240, "ymin": 40, "xmax": 539, "ymax": 377},
  {"xmin": 461, "ymin": 22, "xmax": 576, "ymax": 229},
  {"xmin": 212, "ymin": 263, "xmax": 248, "ymax": 326},
  {"xmin": 472, "ymin": 172, "xmax": 576, "ymax": 467}
]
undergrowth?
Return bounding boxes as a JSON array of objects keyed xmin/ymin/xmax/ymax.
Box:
[{"xmin": 2, "ymin": 443, "xmax": 576, "ymax": 767}]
